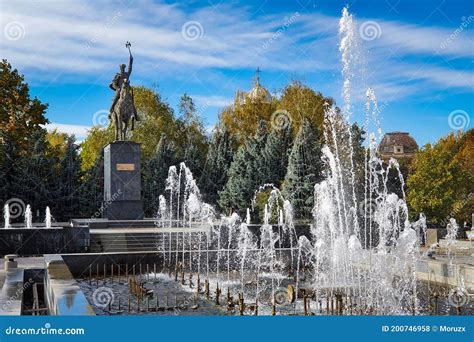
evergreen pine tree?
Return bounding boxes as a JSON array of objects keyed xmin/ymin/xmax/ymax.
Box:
[
  {"xmin": 178, "ymin": 93, "xmax": 208, "ymax": 179},
  {"xmin": 282, "ymin": 119, "xmax": 323, "ymax": 220},
  {"xmin": 143, "ymin": 133, "xmax": 177, "ymax": 216},
  {"xmin": 218, "ymin": 144, "xmax": 252, "ymax": 214},
  {"xmin": 0, "ymin": 135, "xmax": 20, "ymax": 207},
  {"xmin": 183, "ymin": 140, "xmax": 205, "ymax": 179},
  {"xmin": 56, "ymin": 136, "xmax": 82, "ymax": 220},
  {"xmin": 79, "ymin": 152, "xmax": 103, "ymax": 218},
  {"xmin": 14, "ymin": 129, "xmax": 58, "ymax": 220},
  {"xmin": 199, "ymin": 127, "xmax": 235, "ymax": 206},
  {"xmin": 218, "ymin": 121, "xmax": 268, "ymax": 214},
  {"xmin": 261, "ymin": 123, "xmax": 293, "ymax": 186}
]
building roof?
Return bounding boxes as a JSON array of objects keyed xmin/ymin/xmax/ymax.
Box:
[
  {"xmin": 378, "ymin": 132, "xmax": 418, "ymax": 157},
  {"xmin": 248, "ymin": 70, "xmax": 271, "ymax": 103},
  {"xmin": 236, "ymin": 68, "xmax": 271, "ymax": 105}
]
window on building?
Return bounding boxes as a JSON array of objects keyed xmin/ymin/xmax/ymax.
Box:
[{"xmin": 394, "ymin": 146, "xmax": 403, "ymax": 154}]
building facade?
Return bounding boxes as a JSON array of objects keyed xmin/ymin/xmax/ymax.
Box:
[{"xmin": 378, "ymin": 132, "xmax": 418, "ymax": 160}]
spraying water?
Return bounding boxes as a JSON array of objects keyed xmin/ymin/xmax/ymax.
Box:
[
  {"xmin": 24, "ymin": 204, "xmax": 33, "ymax": 229},
  {"xmin": 45, "ymin": 206, "xmax": 52, "ymax": 228},
  {"xmin": 3, "ymin": 204, "xmax": 10, "ymax": 229},
  {"xmin": 145, "ymin": 8, "xmax": 469, "ymax": 316}
]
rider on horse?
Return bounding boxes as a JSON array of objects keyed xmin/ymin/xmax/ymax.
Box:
[{"xmin": 109, "ymin": 42, "xmax": 139, "ymax": 121}]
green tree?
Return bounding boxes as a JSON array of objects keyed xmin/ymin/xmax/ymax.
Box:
[
  {"xmin": 407, "ymin": 130, "xmax": 474, "ymax": 224},
  {"xmin": 80, "ymin": 86, "xmax": 177, "ymax": 170},
  {"xmin": 283, "ymin": 119, "xmax": 324, "ymax": 220},
  {"xmin": 13, "ymin": 129, "xmax": 59, "ymax": 219},
  {"xmin": 177, "ymin": 94, "xmax": 208, "ymax": 178},
  {"xmin": 142, "ymin": 133, "xmax": 177, "ymax": 216},
  {"xmin": 47, "ymin": 129, "xmax": 69, "ymax": 159},
  {"xmin": 219, "ymin": 121, "xmax": 268, "ymax": 214},
  {"xmin": 221, "ymin": 96, "xmax": 275, "ymax": 143},
  {"xmin": 0, "ymin": 134, "xmax": 21, "ymax": 211},
  {"xmin": 55, "ymin": 136, "xmax": 82, "ymax": 220},
  {"xmin": 199, "ymin": 126, "xmax": 235, "ymax": 206},
  {"xmin": 262, "ymin": 122, "xmax": 293, "ymax": 187},
  {"xmin": 79, "ymin": 153, "xmax": 103, "ymax": 218},
  {"xmin": 0, "ymin": 60, "xmax": 50, "ymax": 220},
  {"xmin": 0, "ymin": 59, "xmax": 49, "ymax": 151},
  {"xmin": 278, "ymin": 81, "xmax": 334, "ymax": 137},
  {"xmin": 131, "ymin": 86, "xmax": 177, "ymax": 160},
  {"xmin": 79, "ymin": 125, "xmax": 114, "ymax": 171}
]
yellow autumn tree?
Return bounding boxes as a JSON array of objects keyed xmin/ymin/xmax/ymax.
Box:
[{"xmin": 407, "ymin": 129, "xmax": 474, "ymax": 224}]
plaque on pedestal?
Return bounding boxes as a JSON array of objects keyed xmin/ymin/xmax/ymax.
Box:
[{"xmin": 103, "ymin": 141, "xmax": 143, "ymax": 220}]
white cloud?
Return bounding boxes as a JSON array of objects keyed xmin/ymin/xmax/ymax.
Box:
[
  {"xmin": 193, "ymin": 95, "xmax": 233, "ymax": 108},
  {"xmin": 1, "ymin": 0, "xmax": 472, "ymax": 105},
  {"xmin": 368, "ymin": 19, "xmax": 474, "ymax": 58},
  {"xmin": 43, "ymin": 123, "xmax": 91, "ymax": 138}
]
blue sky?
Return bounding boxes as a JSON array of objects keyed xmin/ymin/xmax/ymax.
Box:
[{"xmin": 1, "ymin": 0, "xmax": 473, "ymax": 146}]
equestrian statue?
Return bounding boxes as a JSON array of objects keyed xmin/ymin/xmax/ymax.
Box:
[{"xmin": 109, "ymin": 41, "xmax": 139, "ymax": 141}]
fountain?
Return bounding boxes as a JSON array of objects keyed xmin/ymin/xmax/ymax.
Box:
[
  {"xmin": 24, "ymin": 204, "xmax": 33, "ymax": 229},
  {"xmin": 70, "ymin": 7, "xmax": 472, "ymax": 317},
  {"xmin": 142, "ymin": 4, "xmax": 459, "ymax": 313},
  {"xmin": 45, "ymin": 206, "xmax": 52, "ymax": 228},
  {"xmin": 3, "ymin": 203, "xmax": 10, "ymax": 229}
]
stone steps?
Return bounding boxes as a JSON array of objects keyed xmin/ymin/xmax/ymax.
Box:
[
  {"xmin": 88, "ymin": 226, "xmax": 211, "ymax": 253},
  {"xmin": 90, "ymin": 234, "xmax": 158, "ymax": 253},
  {"xmin": 90, "ymin": 232, "xmax": 165, "ymax": 253}
]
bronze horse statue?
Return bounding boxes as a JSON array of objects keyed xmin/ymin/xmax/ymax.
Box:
[{"xmin": 111, "ymin": 79, "xmax": 138, "ymax": 141}]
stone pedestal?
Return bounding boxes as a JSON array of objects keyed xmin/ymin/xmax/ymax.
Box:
[
  {"xmin": 426, "ymin": 229, "xmax": 438, "ymax": 246},
  {"xmin": 103, "ymin": 141, "xmax": 143, "ymax": 220}
]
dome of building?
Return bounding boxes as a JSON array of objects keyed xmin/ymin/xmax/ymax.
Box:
[
  {"xmin": 247, "ymin": 68, "xmax": 272, "ymax": 103},
  {"xmin": 248, "ymin": 81, "xmax": 271, "ymax": 103},
  {"xmin": 378, "ymin": 132, "xmax": 418, "ymax": 159}
]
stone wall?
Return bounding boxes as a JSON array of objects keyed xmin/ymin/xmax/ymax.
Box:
[{"xmin": 0, "ymin": 227, "xmax": 89, "ymax": 257}]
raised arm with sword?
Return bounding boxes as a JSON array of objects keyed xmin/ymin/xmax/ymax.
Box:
[{"xmin": 109, "ymin": 41, "xmax": 134, "ymax": 119}]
